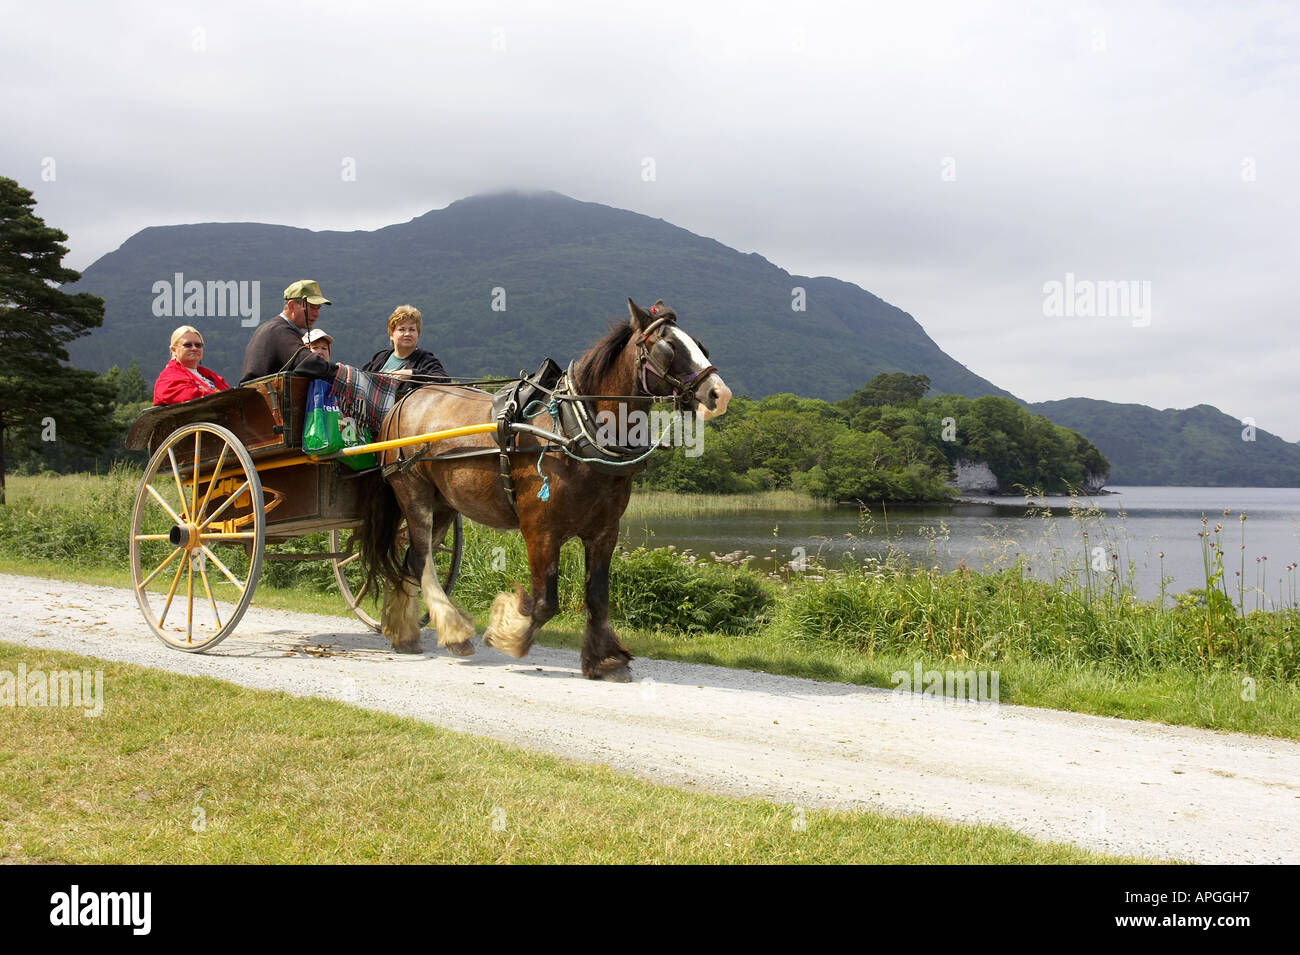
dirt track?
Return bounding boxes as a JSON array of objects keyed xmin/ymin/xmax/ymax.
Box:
[{"xmin": 2, "ymin": 572, "xmax": 1297, "ymax": 863}]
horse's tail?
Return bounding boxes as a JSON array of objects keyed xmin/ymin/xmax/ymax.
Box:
[{"xmin": 356, "ymin": 469, "xmax": 407, "ymax": 596}]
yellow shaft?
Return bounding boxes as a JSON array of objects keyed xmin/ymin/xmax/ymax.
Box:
[{"xmin": 340, "ymin": 422, "xmax": 498, "ymax": 455}]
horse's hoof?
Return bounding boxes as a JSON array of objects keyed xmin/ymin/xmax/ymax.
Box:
[
  {"xmin": 483, "ymin": 628, "xmax": 529, "ymax": 659},
  {"xmin": 390, "ymin": 642, "xmax": 423, "ymax": 655},
  {"xmin": 595, "ymin": 664, "xmax": 633, "ymax": 683},
  {"xmin": 444, "ymin": 640, "xmax": 475, "ymax": 657}
]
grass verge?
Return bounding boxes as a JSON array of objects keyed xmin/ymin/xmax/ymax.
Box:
[{"xmin": 0, "ymin": 642, "xmax": 1136, "ymax": 864}]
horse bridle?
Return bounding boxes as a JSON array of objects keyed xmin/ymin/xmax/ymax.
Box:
[{"xmin": 634, "ymin": 306, "xmax": 718, "ymax": 412}]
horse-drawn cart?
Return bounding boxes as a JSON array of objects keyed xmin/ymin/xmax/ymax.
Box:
[
  {"xmin": 124, "ymin": 299, "xmax": 731, "ymax": 680},
  {"xmin": 124, "ymin": 372, "xmax": 465, "ymax": 651}
]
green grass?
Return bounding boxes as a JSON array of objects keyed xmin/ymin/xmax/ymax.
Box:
[
  {"xmin": 3, "ymin": 470, "xmax": 1298, "ymax": 739},
  {"xmin": 0, "ymin": 642, "xmax": 1138, "ymax": 864}
]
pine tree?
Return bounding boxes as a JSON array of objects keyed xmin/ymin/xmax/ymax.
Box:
[{"xmin": 0, "ymin": 176, "xmax": 117, "ymax": 503}]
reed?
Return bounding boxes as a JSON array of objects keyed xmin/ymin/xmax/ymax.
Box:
[{"xmin": 622, "ymin": 489, "xmax": 826, "ymax": 519}]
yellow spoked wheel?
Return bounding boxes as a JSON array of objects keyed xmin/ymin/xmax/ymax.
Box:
[
  {"xmin": 129, "ymin": 424, "xmax": 265, "ymax": 652},
  {"xmin": 330, "ymin": 516, "xmax": 462, "ymax": 632}
]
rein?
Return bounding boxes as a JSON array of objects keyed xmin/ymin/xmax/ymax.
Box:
[
  {"xmin": 365, "ymin": 370, "xmax": 680, "ymax": 405},
  {"xmin": 375, "ymin": 305, "xmax": 716, "ymax": 500},
  {"xmin": 376, "ymin": 309, "xmax": 714, "ymax": 410},
  {"xmin": 511, "ymin": 364, "xmax": 672, "ymax": 482}
]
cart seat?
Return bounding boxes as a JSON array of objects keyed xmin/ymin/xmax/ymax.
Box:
[{"xmin": 126, "ymin": 374, "xmax": 308, "ymax": 456}]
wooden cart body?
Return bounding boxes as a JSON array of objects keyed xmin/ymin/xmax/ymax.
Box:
[{"xmin": 125, "ymin": 373, "xmax": 461, "ymax": 651}]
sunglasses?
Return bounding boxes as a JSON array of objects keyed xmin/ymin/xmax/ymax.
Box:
[{"xmin": 178, "ymin": 342, "xmax": 204, "ymax": 348}]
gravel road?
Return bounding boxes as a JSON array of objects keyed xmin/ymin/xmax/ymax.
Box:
[{"xmin": 2, "ymin": 572, "xmax": 1297, "ymax": 863}]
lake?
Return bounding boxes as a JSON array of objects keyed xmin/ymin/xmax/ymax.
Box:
[{"xmin": 619, "ymin": 487, "xmax": 1300, "ymax": 608}]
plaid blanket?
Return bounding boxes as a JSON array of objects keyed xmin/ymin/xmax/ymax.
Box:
[{"xmin": 330, "ymin": 364, "xmax": 405, "ymax": 438}]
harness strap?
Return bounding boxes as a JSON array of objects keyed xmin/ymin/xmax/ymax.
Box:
[
  {"xmin": 379, "ymin": 389, "xmax": 420, "ymax": 480},
  {"xmin": 563, "ymin": 367, "xmax": 625, "ymax": 461},
  {"xmin": 496, "ymin": 397, "xmax": 519, "ymax": 517}
]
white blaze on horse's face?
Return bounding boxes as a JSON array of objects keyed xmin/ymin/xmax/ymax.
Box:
[{"xmin": 668, "ymin": 326, "xmax": 731, "ymax": 420}]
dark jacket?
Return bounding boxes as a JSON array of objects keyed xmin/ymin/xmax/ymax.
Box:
[
  {"xmin": 240, "ymin": 315, "xmax": 314, "ymax": 383},
  {"xmin": 361, "ymin": 347, "xmax": 449, "ymax": 382}
]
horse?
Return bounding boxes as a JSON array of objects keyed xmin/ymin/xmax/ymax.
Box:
[{"xmin": 356, "ymin": 298, "xmax": 732, "ymax": 681}]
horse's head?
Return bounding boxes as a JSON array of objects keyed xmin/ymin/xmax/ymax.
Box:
[{"xmin": 628, "ymin": 298, "xmax": 732, "ymax": 420}]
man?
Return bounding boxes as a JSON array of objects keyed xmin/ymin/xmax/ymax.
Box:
[{"xmin": 240, "ymin": 280, "xmax": 333, "ymax": 383}]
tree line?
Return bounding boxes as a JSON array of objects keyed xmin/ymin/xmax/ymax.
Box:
[
  {"xmin": 637, "ymin": 373, "xmax": 1109, "ymax": 502},
  {"xmin": 4, "ymin": 360, "xmax": 150, "ymax": 478},
  {"xmin": 0, "ymin": 176, "xmax": 121, "ymax": 502}
]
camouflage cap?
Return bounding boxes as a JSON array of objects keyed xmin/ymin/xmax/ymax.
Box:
[{"xmin": 283, "ymin": 280, "xmax": 331, "ymax": 305}]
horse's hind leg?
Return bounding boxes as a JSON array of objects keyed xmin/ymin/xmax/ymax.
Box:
[
  {"xmin": 382, "ymin": 572, "xmax": 425, "ymax": 654},
  {"xmin": 420, "ymin": 509, "xmax": 476, "ymax": 656},
  {"xmin": 580, "ymin": 529, "xmax": 633, "ymax": 681},
  {"xmin": 399, "ymin": 502, "xmax": 475, "ymax": 657},
  {"xmin": 384, "ymin": 481, "xmax": 473, "ymax": 656}
]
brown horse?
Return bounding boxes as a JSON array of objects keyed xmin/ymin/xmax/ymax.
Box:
[{"xmin": 357, "ymin": 298, "xmax": 731, "ymax": 681}]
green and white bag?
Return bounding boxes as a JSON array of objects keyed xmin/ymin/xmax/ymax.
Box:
[{"xmin": 303, "ymin": 379, "xmax": 378, "ymax": 470}]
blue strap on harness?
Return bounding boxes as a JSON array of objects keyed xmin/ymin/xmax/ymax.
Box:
[{"xmin": 523, "ymin": 397, "xmax": 560, "ymax": 501}]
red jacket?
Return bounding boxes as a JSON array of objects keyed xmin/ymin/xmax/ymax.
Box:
[{"xmin": 153, "ymin": 359, "xmax": 231, "ymax": 405}]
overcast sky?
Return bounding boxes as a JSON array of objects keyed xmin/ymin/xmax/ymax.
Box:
[{"xmin": 4, "ymin": 0, "xmax": 1298, "ymax": 438}]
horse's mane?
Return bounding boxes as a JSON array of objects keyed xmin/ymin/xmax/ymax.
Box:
[{"xmin": 575, "ymin": 319, "xmax": 634, "ymax": 395}]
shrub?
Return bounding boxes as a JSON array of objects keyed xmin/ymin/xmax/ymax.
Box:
[{"xmin": 609, "ymin": 546, "xmax": 770, "ymax": 634}]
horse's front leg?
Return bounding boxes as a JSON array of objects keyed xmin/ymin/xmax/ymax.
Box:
[
  {"xmin": 581, "ymin": 531, "xmax": 633, "ymax": 682},
  {"xmin": 482, "ymin": 531, "xmax": 559, "ymax": 659}
]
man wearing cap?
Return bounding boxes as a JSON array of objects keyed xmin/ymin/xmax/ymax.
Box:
[{"xmin": 240, "ymin": 280, "xmax": 334, "ymax": 383}]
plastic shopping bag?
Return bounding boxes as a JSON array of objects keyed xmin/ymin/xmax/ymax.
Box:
[
  {"xmin": 302, "ymin": 379, "xmax": 344, "ymax": 454},
  {"xmin": 303, "ymin": 380, "xmax": 379, "ymax": 469},
  {"xmin": 337, "ymin": 409, "xmax": 379, "ymax": 471}
]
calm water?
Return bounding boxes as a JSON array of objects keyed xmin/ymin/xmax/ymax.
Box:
[{"xmin": 619, "ymin": 487, "xmax": 1300, "ymax": 606}]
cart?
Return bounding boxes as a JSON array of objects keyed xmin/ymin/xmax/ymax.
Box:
[{"xmin": 124, "ymin": 373, "xmax": 472, "ymax": 651}]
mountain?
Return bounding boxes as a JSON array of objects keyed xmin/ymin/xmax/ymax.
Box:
[
  {"xmin": 65, "ymin": 191, "xmax": 1011, "ymax": 404},
  {"xmin": 62, "ymin": 191, "xmax": 1300, "ymax": 488},
  {"xmin": 1027, "ymin": 398, "xmax": 1300, "ymax": 486}
]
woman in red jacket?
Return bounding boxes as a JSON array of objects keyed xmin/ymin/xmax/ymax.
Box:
[{"xmin": 153, "ymin": 325, "xmax": 230, "ymax": 405}]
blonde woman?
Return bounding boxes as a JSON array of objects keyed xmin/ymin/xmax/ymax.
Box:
[{"xmin": 153, "ymin": 325, "xmax": 230, "ymax": 405}]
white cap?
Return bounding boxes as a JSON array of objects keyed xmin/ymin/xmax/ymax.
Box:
[{"xmin": 302, "ymin": 329, "xmax": 334, "ymax": 345}]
